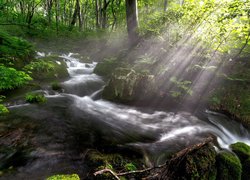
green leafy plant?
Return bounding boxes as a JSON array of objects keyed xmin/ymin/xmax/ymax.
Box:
[
  {"xmin": 0, "ymin": 96, "xmax": 8, "ymax": 115},
  {"xmin": 25, "ymin": 92, "xmax": 47, "ymax": 104},
  {"xmin": 24, "ymin": 60, "xmax": 55, "ymax": 73},
  {"xmin": 0, "ymin": 65, "xmax": 32, "ymax": 90},
  {"xmin": 124, "ymin": 163, "xmax": 137, "ymax": 171},
  {"xmin": 0, "ymin": 30, "xmax": 34, "ymax": 64},
  {"xmin": 0, "ymin": 104, "xmax": 9, "ymax": 115},
  {"xmin": 170, "ymin": 76, "xmax": 193, "ymax": 97}
]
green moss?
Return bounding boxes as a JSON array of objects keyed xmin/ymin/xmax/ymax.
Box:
[
  {"xmin": 184, "ymin": 144, "xmax": 217, "ymax": 180},
  {"xmin": 230, "ymin": 142, "xmax": 250, "ymax": 180},
  {"xmin": 46, "ymin": 174, "xmax": 80, "ymax": 180},
  {"xmin": 230, "ymin": 142, "xmax": 250, "ymax": 162},
  {"xmin": 216, "ymin": 151, "xmax": 242, "ymax": 180}
]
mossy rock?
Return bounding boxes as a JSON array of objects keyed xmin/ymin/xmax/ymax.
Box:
[
  {"xmin": 242, "ymin": 157, "xmax": 250, "ymax": 180},
  {"xmin": 51, "ymin": 81, "xmax": 63, "ymax": 91},
  {"xmin": 184, "ymin": 144, "xmax": 217, "ymax": 180},
  {"xmin": 93, "ymin": 58, "xmax": 124, "ymax": 77},
  {"xmin": 46, "ymin": 174, "xmax": 80, "ymax": 180},
  {"xmin": 85, "ymin": 150, "xmax": 124, "ymax": 170},
  {"xmin": 24, "ymin": 56, "xmax": 69, "ymax": 82},
  {"xmin": 230, "ymin": 142, "xmax": 250, "ymax": 162},
  {"xmin": 102, "ymin": 68, "xmax": 155, "ymax": 103},
  {"xmin": 216, "ymin": 151, "xmax": 242, "ymax": 180}
]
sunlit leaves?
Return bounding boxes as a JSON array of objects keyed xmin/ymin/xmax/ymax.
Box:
[{"xmin": 0, "ymin": 65, "xmax": 32, "ymax": 90}]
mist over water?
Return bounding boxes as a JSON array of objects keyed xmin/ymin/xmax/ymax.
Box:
[{"xmin": 2, "ymin": 52, "xmax": 250, "ymax": 179}]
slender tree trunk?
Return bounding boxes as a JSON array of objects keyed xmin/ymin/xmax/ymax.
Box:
[
  {"xmin": 95, "ymin": 0, "xmax": 100, "ymax": 29},
  {"xmin": 125, "ymin": 0, "xmax": 139, "ymax": 46},
  {"xmin": 111, "ymin": 0, "xmax": 117, "ymax": 30},
  {"xmin": 26, "ymin": 1, "xmax": 35, "ymax": 29},
  {"xmin": 47, "ymin": 0, "xmax": 53, "ymax": 26},
  {"xmin": 55, "ymin": 0, "xmax": 59, "ymax": 34},
  {"xmin": 164, "ymin": 0, "xmax": 168, "ymax": 12},
  {"xmin": 101, "ymin": 0, "xmax": 110, "ymax": 29},
  {"xmin": 70, "ymin": 0, "xmax": 80, "ymax": 30}
]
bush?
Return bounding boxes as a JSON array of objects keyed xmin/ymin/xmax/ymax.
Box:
[
  {"xmin": 0, "ymin": 65, "xmax": 32, "ymax": 91},
  {"xmin": 25, "ymin": 92, "xmax": 46, "ymax": 104}
]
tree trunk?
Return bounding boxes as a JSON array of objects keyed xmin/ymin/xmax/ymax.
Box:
[
  {"xmin": 47, "ymin": 0, "xmax": 53, "ymax": 25},
  {"xmin": 76, "ymin": 0, "xmax": 82, "ymax": 31},
  {"xmin": 70, "ymin": 0, "xmax": 80, "ymax": 30},
  {"xmin": 101, "ymin": 0, "xmax": 110, "ymax": 29},
  {"xmin": 125, "ymin": 0, "xmax": 139, "ymax": 46},
  {"xmin": 164, "ymin": 0, "xmax": 168, "ymax": 12},
  {"xmin": 55, "ymin": 0, "xmax": 59, "ymax": 34},
  {"xmin": 95, "ymin": 0, "xmax": 100, "ymax": 29}
]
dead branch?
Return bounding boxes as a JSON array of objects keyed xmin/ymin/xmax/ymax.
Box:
[
  {"xmin": 94, "ymin": 168, "xmax": 120, "ymax": 180},
  {"xmin": 93, "ymin": 137, "xmax": 214, "ymax": 179}
]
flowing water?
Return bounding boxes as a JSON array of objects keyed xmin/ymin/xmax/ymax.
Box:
[{"xmin": 1, "ymin": 53, "xmax": 250, "ymax": 179}]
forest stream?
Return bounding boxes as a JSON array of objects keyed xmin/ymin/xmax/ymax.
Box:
[{"xmin": 1, "ymin": 53, "xmax": 250, "ymax": 179}]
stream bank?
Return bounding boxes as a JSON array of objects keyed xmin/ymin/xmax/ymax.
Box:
[{"xmin": 0, "ymin": 52, "xmax": 250, "ymax": 179}]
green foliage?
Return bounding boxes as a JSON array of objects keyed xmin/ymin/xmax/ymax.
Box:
[
  {"xmin": 216, "ymin": 151, "xmax": 242, "ymax": 180},
  {"xmin": 25, "ymin": 92, "xmax": 46, "ymax": 104},
  {"xmin": 0, "ymin": 30, "xmax": 34, "ymax": 66},
  {"xmin": 0, "ymin": 95, "xmax": 8, "ymax": 115},
  {"xmin": 0, "ymin": 104, "xmax": 9, "ymax": 115},
  {"xmin": 24, "ymin": 60, "xmax": 55, "ymax": 73},
  {"xmin": 46, "ymin": 174, "xmax": 80, "ymax": 180},
  {"xmin": 169, "ymin": 76, "xmax": 192, "ymax": 98},
  {"xmin": 124, "ymin": 163, "xmax": 137, "ymax": 171},
  {"xmin": 0, "ymin": 65, "xmax": 32, "ymax": 90}
]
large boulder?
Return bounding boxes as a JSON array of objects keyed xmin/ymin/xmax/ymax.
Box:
[
  {"xmin": 216, "ymin": 151, "xmax": 242, "ymax": 180},
  {"xmin": 230, "ymin": 142, "xmax": 250, "ymax": 162},
  {"xmin": 102, "ymin": 68, "xmax": 155, "ymax": 103},
  {"xmin": 93, "ymin": 58, "xmax": 121, "ymax": 77},
  {"xmin": 230, "ymin": 142, "xmax": 250, "ymax": 180},
  {"xmin": 159, "ymin": 143, "xmax": 217, "ymax": 180}
]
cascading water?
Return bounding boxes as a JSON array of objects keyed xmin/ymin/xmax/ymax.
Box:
[{"xmin": 1, "ymin": 52, "xmax": 250, "ymax": 179}]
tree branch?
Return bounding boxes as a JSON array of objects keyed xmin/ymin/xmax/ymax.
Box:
[{"xmin": 94, "ymin": 168, "xmax": 120, "ymax": 180}]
